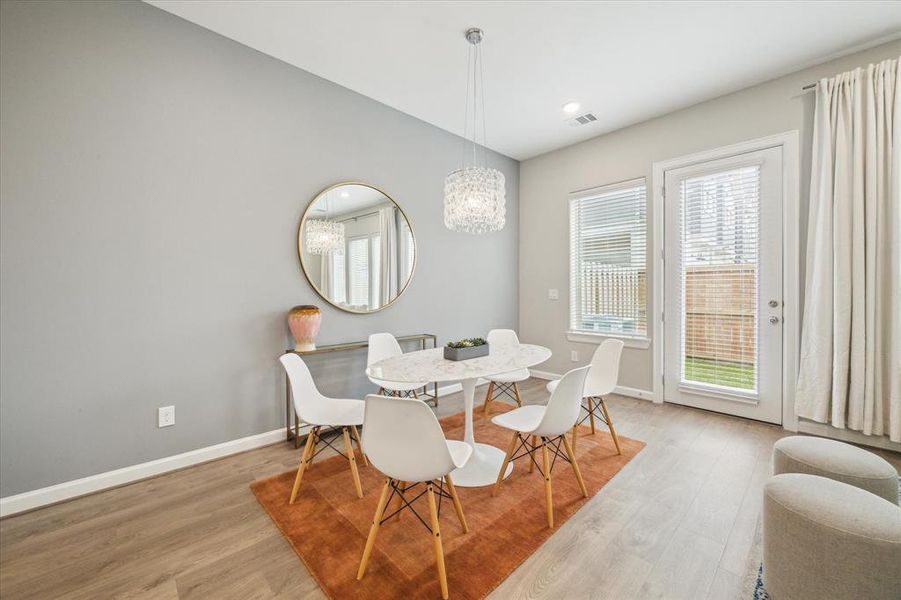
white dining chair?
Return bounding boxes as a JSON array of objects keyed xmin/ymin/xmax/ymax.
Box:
[
  {"xmin": 481, "ymin": 329, "xmax": 530, "ymax": 415},
  {"xmin": 546, "ymin": 339, "xmax": 624, "ymax": 454},
  {"xmin": 357, "ymin": 394, "xmax": 471, "ymax": 600},
  {"xmin": 492, "ymin": 366, "xmax": 591, "ymax": 528},
  {"xmin": 279, "ymin": 353, "xmax": 367, "ymax": 503},
  {"xmin": 367, "ymin": 333, "xmax": 429, "ymax": 400}
]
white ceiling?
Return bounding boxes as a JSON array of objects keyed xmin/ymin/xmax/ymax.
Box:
[
  {"xmin": 146, "ymin": 1, "xmax": 901, "ymax": 160},
  {"xmin": 310, "ymin": 184, "xmax": 388, "ymax": 218}
]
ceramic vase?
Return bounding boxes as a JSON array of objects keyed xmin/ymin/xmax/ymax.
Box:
[{"xmin": 288, "ymin": 305, "xmax": 322, "ymax": 352}]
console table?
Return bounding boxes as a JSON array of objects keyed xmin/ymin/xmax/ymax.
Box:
[{"xmin": 283, "ymin": 333, "xmax": 438, "ymax": 447}]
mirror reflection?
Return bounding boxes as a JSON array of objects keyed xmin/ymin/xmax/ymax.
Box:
[{"xmin": 299, "ymin": 183, "xmax": 415, "ymax": 313}]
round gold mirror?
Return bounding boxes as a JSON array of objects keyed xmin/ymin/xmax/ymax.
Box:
[{"xmin": 298, "ymin": 183, "xmax": 416, "ymax": 313}]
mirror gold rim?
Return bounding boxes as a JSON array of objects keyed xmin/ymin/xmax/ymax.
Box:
[{"xmin": 297, "ymin": 181, "xmax": 417, "ymax": 314}]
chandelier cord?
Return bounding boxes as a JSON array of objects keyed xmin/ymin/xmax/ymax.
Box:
[
  {"xmin": 471, "ymin": 41, "xmax": 479, "ymax": 168},
  {"xmin": 478, "ymin": 40, "xmax": 488, "ymax": 168},
  {"xmin": 461, "ymin": 43, "xmax": 472, "ymax": 169},
  {"xmin": 460, "ymin": 33, "xmax": 489, "ymax": 170}
]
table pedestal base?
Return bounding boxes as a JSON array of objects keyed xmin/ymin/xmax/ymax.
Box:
[{"xmin": 450, "ymin": 442, "xmax": 514, "ymax": 488}]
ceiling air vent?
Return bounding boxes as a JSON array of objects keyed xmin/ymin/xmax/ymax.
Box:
[{"xmin": 567, "ymin": 112, "xmax": 597, "ymax": 127}]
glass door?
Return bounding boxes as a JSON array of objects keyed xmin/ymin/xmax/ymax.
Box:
[{"xmin": 663, "ymin": 147, "xmax": 783, "ymax": 424}]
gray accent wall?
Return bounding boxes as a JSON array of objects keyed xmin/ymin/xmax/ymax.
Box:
[
  {"xmin": 519, "ymin": 40, "xmax": 901, "ymax": 392},
  {"xmin": 0, "ymin": 1, "xmax": 519, "ymax": 497}
]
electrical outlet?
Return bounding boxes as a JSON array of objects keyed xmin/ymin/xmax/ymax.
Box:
[
  {"xmin": 570, "ymin": 350, "xmax": 579, "ymax": 362},
  {"xmin": 548, "ymin": 288, "xmax": 559, "ymax": 300},
  {"xmin": 158, "ymin": 406, "xmax": 175, "ymax": 428}
]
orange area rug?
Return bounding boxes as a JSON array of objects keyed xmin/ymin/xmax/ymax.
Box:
[{"xmin": 250, "ymin": 405, "xmax": 644, "ymax": 599}]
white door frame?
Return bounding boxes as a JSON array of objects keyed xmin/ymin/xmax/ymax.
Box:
[{"xmin": 651, "ymin": 131, "xmax": 800, "ymax": 430}]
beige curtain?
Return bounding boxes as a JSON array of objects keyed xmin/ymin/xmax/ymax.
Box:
[
  {"xmin": 320, "ymin": 252, "xmax": 333, "ymax": 297},
  {"xmin": 378, "ymin": 206, "xmax": 399, "ymax": 305},
  {"xmin": 796, "ymin": 56, "xmax": 901, "ymax": 442}
]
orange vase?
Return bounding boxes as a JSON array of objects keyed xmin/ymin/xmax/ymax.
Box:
[{"xmin": 288, "ymin": 305, "xmax": 322, "ymax": 352}]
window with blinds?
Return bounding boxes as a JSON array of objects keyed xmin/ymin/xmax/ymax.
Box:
[
  {"xmin": 569, "ymin": 180, "xmax": 647, "ymax": 337},
  {"xmin": 331, "ymin": 248, "xmax": 346, "ymax": 304},
  {"xmin": 679, "ymin": 165, "xmax": 759, "ymax": 392},
  {"xmin": 347, "ymin": 237, "xmax": 370, "ymax": 307}
]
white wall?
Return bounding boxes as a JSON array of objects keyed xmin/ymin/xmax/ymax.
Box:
[
  {"xmin": 519, "ymin": 40, "xmax": 901, "ymax": 392},
  {"xmin": 0, "ymin": 0, "xmax": 519, "ymax": 498}
]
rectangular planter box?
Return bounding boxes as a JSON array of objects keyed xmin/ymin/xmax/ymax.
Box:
[{"xmin": 444, "ymin": 343, "xmax": 489, "ymax": 361}]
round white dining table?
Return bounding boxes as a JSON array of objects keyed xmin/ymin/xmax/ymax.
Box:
[{"xmin": 366, "ymin": 343, "xmax": 552, "ymax": 487}]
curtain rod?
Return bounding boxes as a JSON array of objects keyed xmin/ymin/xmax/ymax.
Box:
[
  {"xmin": 802, "ymin": 83, "xmax": 816, "ymax": 91},
  {"xmin": 338, "ymin": 210, "xmax": 380, "ymax": 223}
]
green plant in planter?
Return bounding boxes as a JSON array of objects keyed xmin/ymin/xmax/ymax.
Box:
[{"xmin": 446, "ymin": 337, "xmax": 487, "ymax": 349}]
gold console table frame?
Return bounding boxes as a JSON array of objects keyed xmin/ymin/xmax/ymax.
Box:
[{"xmin": 284, "ymin": 333, "xmax": 439, "ymax": 447}]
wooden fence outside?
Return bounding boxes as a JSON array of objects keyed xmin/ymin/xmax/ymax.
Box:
[
  {"xmin": 582, "ymin": 264, "xmax": 756, "ymax": 364},
  {"xmin": 684, "ymin": 264, "xmax": 756, "ymax": 364}
]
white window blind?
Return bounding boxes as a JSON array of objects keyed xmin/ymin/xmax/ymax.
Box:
[
  {"xmin": 347, "ymin": 237, "xmax": 370, "ymax": 307},
  {"xmin": 570, "ymin": 180, "xmax": 647, "ymax": 337},
  {"xmin": 331, "ymin": 248, "xmax": 346, "ymax": 304},
  {"xmin": 680, "ymin": 165, "xmax": 759, "ymax": 392}
]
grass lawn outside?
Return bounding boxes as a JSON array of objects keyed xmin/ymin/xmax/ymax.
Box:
[{"xmin": 683, "ymin": 356, "xmax": 756, "ymax": 390}]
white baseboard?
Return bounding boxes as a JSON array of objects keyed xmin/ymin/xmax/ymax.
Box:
[
  {"xmin": 0, "ymin": 380, "xmax": 492, "ymax": 518},
  {"xmin": 0, "ymin": 427, "xmax": 286, "ymax": 518},
  {"xmin": 613, "ymin": 385, "xmax": 655, "ymax": 401},
  {"xmin": 528, "ymin": 369, "xmax": 653, "ymax": 401},
  {"xmin": 528, "ymin": 369, "xmax": 560, "ymax": 381},
  {"xmin": 797, "ymin": 420, "xmax": 901, "ymax": 453}
]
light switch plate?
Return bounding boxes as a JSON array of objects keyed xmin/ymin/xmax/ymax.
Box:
[
  {"xmin": 548, "ymin": 288, "xmax": 559, "ymax": 300},
  {"xmin": 158, "ymin": 406, "xmax": 175, "ymax": 428}
]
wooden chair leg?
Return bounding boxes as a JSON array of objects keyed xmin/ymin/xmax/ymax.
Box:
[
  {"xmin": 444, "ymin": 474, "xmax": 468, "ymax": 533},
  {"xmin": 571, "ymin": 424, "xmax": 578, "ymax": 454},
  {"xmin": 426, "ymin": 484, "xmax": 449, "ymax": 600},
  {"xmin": 351, "ymin": 425, "xmax": 368, "ymax": 466},
  {"xmin": 512, "ymin": 382, "xmax": 523, "ymax": 407},
  {"xmin": 412, "ymin": 389, "xmax": 419, "ymax": 399},
  {"xmin": 357, "ymin": 479, "xmax": 392, "ymax": 580},
  {"xmin": 542, "ymin": 438, "xmax": 554, "ymax": 528},
  {"xmin": 482, "ymin": 381, "xmax": 495, "ymax": 414},
  {"xmin": 588, "ymin": 397, "xmax": 597, "ymax": 434},
  {"xmin": 342, "ymin": 427, "xmax": 364, "ymax": 498},
  {"xmin": 599, "ymin": 398, "xmax": 622, "ymax": 455},
  {"xmin": 493, "ymin": 431, "xmax": 519, "ymax": 496},
  {"xmin": 529, "ymin": 435, "xmax": 537, "ymax": 473},
  {"xmin": 561, "ymin": 434, "xmax": 588, "ymax": 497},
  {"xmin": 289, "ymin": 426, "xmax": 319, "ymax": 504}
]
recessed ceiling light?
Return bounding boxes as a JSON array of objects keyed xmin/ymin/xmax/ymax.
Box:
[
  {"xmin": 562, "ymin": 101, "xmax": 581, "ymax": 114},
  {"xmin": 340, "ymin": 191, "xmax": 350, "ymax": 198}
]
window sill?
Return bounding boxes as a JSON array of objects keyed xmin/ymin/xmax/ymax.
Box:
[
  {"xmin": 566, "ymin": 331, "xmax": 651, "ymax": 349},
  {"xmin": 678, "ymin": 382, "xmax": 759, "ymax": 404}
]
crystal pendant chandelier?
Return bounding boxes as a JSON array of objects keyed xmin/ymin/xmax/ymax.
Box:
[
  {"xmin": 444, "ymin": 27, "xmax": 506, "ymax": 234},
  {"xmin": 305, "ymin": 191, "xmax": 345, "ymax": 255}
]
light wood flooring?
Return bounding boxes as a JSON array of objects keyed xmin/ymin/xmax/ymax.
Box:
[{"xmin": 1, "ymin": 378, "xmax": 899, "ymax": 599}]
